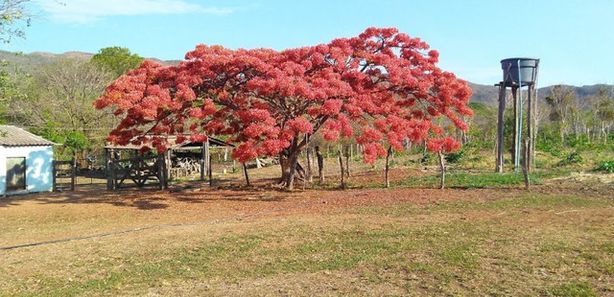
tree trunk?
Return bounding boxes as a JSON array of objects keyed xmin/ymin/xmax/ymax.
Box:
[
  {"xmin": 316, "ymin": 146, "xmax": 324, "ymax": 183},
  {"xmin": 438, "ymin": 151, "xmax": 445, "ymax": 190},
  {"xmin": 385, "ymin": 146, "xmax": 392, "ymax": 188},
  {"xmin": 286, "ymin": 151, "xmax": 299, "ymax": 190},
  {"xmin": 344, "ymin": 145, "xmax": 350, "ymax": 177},
  {"xmin": 306, "ymin": 146, "xmax": 313, "ymax": 183},
  {"xmin": 338, "ymin": 150, "xmax": 346, "ymax": 189},
  {"xmin": 243, "ymin": 163, "xmax": 250, "ymax": 186}
]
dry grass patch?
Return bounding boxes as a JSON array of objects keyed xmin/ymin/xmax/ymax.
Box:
[{"xmin": 0, "ymin": 184, "xmax": 612, "ymax": 296}]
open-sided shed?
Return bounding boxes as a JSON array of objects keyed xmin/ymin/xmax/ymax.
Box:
[{"xmin": 104, "ymin": 135, "xmax": 233, "ymax": 190}]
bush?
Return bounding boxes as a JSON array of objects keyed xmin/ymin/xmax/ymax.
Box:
[
  {"xmin": 536, "ymin": 128, "xmax": 564, "ymax": 157},
  {"xmin": 558, "ymin": 151, "xmax": 583, "ymax": 166},
  {"xmin": 420, "ymin": 151, "xmax": 431, "ymax": 164},
  {"xmin": 595, "ymin": 160, "xmax": 614, "ymax": 173},
  {"xmin": 445, "ymin": 149, "xmax": 464, "ymax": 163}
]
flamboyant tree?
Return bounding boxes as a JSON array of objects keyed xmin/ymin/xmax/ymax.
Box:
[{"xmin": 95, "ymin": 27, "xmax": 473, "ymax": 190}]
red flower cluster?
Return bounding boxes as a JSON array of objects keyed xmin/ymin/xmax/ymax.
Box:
[
  {"xmin": 95, "ymin": 27, "xmax": 472, "ymax": 164},
  {"xmin": 426, "ymin": 137, "xmax": 462, "ymax": 153}
]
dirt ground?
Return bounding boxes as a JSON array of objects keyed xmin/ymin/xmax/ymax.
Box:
[{"xmin": 0, "ymin": 167, "xmax": 613, "ymax": 296}]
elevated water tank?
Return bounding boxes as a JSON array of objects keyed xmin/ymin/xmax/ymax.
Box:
[{"xmin": 501, "ymin": 58, "xmax": 539, "ymax": 87}]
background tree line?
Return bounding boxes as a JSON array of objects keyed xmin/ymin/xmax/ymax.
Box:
[{"xmin": 0, "ymin": 46, "xmax": 143, "ymax": 166}]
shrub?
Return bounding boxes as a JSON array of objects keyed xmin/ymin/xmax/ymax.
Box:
[
  {"xmin": 558, "ymin": 151, "xmax": 583, "ymax": 166},
  {"xmin": 445, "ymin": 149, "xmax": 464, "ymax": 163},
  {"xmin": 595, "ymin": 160, "xmax": 614, "ymax": 173}
]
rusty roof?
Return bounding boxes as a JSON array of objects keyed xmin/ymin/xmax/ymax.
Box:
[{"xmin": 0, "ymin": 125, "xmax": 55, "ymax": 147}]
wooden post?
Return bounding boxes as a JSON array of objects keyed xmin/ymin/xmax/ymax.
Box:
[
  {"xmin": 496, "ymin": 84, "xmax": 506, "ymax": 173},
  {"xmin": 316, "ymin": 146, "xmax": 324, "ymax": 183},
  {"xmin": 208, "ymin": 154, "xmax": 213, "ymax": 187},
  {"xmin": 105, "ymin": 148, "xmax": 112, "ymax": 190},
  {"xmin": 204, "ymin": 139, "xmax": 210, "ymax": 177},
  {"xmin": 512, "ymin": 86, "xmax": 519, "ymax": 172},
  {"xmin": 438, "ymin": 151, "xmax": 446, "ymax": 190},
  {"xmin": 242, "ymin": 163, "xmax": 250, "ymax": 186},
  {"xmin": 158, "ymin": 155, "xmax": 165, "ymax": 190},
  {"xmin": 385, "ymin": 146, "xmax": 392, "ymax": 188},
  {"xmin": 200, "ymin": 141, "xmax": 206, "ymax": 181},
  {"xmin": 110, "ymin": 152, "xmax": 117, "ymax": 190},
  {"xmin": 70, "ymin": 158, "xmax": 76, "ymax": 191},
  {"xmin": 338, "ymin": 150, "xmax": 346, "ymax": 189},
  {"xmin": 165, "ymin": 151, "xmax": 171, "ymax": 187},
  {"xmin": 52, "ymin": 161, "xmax": 57, "ymax": 192}
]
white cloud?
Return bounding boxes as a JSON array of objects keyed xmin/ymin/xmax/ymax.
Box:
[{"xmin": 37, "ymin": 0, "xmax": 236, "ymax": 23}]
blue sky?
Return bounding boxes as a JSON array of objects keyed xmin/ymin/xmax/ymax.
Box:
[{"xmin": 4, "ymin": 0, "xmax": 613, "ymax": 86}]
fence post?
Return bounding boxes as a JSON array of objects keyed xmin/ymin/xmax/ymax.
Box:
[
  {"xmin": 158, "ymin": 154, "xmax": 166, "ymax": 190},
  {"xmin": 71, "ymin": 159, "xmax": 76, "ymax": 191},
  {"xmin": 52, "ymin": 161, "xmax": 57, "ymax": 192},
  {"xmin": 106, "ymin": 148, "xmax": 114, "ymax": 190},
  {"xmin": 208, "ymin": 154, "xmax": 213, "ymax": 187}
]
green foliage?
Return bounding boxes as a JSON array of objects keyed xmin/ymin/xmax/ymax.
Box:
[
  {"xmin": 595, "ymin": 160, "xmax": 614, "ymax": 173},
  {"xmin": 444, "ymin": 148, "xmax": 464, "ymax": 163},
  {"xmin": 420, "ymin": 151, "xmax": 431, "ymax": 164},
  {"xmin": 91, "ymin": 47, "xmax": 144, "ymax": 77},
  {"xmin": 536, "ymin": 126, "xmax": 565, "ymax": 157},
  {"xmin": 65, "ymin": 131, "xmax": 90, "ymax": 152},
  {"xmin": 558, "ymin": 151, "xmax": 583, "ymax": 166},
  {"xmin": 397, "ymin": 170, "xmax": 567, "ymax": 189}
]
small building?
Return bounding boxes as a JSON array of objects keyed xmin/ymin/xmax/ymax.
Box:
[{"xmin": 0, "ymin": 125, "xmax": 54, "ymax": 196}]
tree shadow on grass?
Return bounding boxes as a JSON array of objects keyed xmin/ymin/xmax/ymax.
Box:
[{"xmin": 0, "ymin": 181, "xmax": 292, "ymax": 210}]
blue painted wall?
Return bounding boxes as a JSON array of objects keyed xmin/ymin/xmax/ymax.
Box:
[{"xmin": 0, "ymin": 145, "xmax": 54, "ymax": 195}]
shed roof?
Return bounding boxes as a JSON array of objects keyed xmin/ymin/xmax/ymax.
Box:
[
  {"xmin": 105, "ymin": 135, "xmax": 234, "ymax": 150},
  {"xmin": 0, "ymin": 125, "xmax": 55, "ymax": 147}
]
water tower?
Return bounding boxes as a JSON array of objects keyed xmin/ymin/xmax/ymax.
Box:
[{"xmin": 495, "ymin": 58, "xmax": 540, "ymax": 173}]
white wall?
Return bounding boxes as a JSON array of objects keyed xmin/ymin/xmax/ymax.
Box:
[{"xmin": 0, "ymin": 145, "xmax": 54, "ymax": 195}]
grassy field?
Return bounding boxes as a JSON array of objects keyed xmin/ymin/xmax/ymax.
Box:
[{"xmin": 0, "ymin": 166, "xmax": 612, "ymax": 296}]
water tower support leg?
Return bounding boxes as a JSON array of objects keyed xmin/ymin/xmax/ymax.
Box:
[
  {"xmin": 532, "ymin": 85, "xmax": 537, "ymax": 168},
  {"xmin": 527, "ymin": 84, "xmax": 533, "ymax": 173},
  {"xmin": 512, "ymin": 87, "xmax": 520, "ymax": 172},
  {"xmin": 495, "ymin": 83, "xmax": 506, "ymax": 173}
]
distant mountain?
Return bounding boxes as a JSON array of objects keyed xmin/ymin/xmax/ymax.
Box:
[
  {"xmin": 0, "ymin": 50, "xmax": 175, "ymax": 73},
  {"xmin": 1, "ymin": 50, "xmax": 612, "ymax": 104},
  {"xmin": 468, "ymin": 82, "xmax": 614, "ymax": 106}
]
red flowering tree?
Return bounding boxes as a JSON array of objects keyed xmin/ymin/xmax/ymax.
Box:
[
  {"xmin": 95, "ymin": 27, "xmax": 472, "ymax": 190},
  {"xmin": 427, "ymin": 136, "xmax": 462, "ymax": 189}
]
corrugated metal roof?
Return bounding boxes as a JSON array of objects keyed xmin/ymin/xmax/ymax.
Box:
[{"xmin": 0, "ymin": 125, "xmax": 55, "ymax": 147}]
